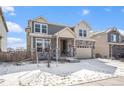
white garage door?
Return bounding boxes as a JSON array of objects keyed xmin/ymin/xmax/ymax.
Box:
[{"xmin": 76, "ymin": 48, "xmax": 92, "ymax": 59}]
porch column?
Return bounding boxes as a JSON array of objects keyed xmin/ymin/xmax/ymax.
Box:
[
  {"xmin": 92, "ymin": 42, "xmax": 95, "ymax": 58},
  {"xmin": 56, "ymin": 36, "xmax": 59, "ymax": 66},
  {"xmin": 73, "ymin": 39, "xmax": 76, "ymax": 58},
  {"xmin": 35, "ymin": 38, "xmax": 39, "ymax": 67},
  {"xmin": 111, "ymin": 44, "xmax": 113, "ymax": 59},
  {"xmin": 30, "ymin": 36, "xmax": 35, "ymax": 60},
  {"xmin": 31, "ymin": 36, "xmax": 33, "ymax": 51}
]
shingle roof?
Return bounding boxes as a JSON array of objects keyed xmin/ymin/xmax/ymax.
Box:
[
  {"xmin": 48, "ymin": 23, "xmax": 70, "ymax": 34},
  {"xmin": 30, "ymin": 17, "xmax": 91, "ymax": 35}
]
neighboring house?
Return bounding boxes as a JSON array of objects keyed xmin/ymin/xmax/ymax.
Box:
[
  {"xmin": 0, "ymin": 8, "xmax": 8, "ymax": 52},
  {"xmin": 7, "ymin": 48, "xmax": 15, "ymax": 52},
  {"xmin": 25, "ymin": 17, "xmax": 95, "ymax": 59},
  {"xmin": 15, "ymin": 47, "xmax": 26, "ymax": 51},
  {"xmin": 91, "ymin": 27, "xmax": 124, "ymax": 59}
]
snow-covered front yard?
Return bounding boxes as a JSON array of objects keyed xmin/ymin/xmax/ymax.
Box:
[{"xmin": 0, "ymin": 58, "xmax": 124, "ymax": 86}]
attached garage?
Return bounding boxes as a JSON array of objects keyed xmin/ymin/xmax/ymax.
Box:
[
  {"xmin": 76, "ymin": 39, "xmax": 95, "ymax": 59},
  {"xmin": 109, "ymin": 44, "xmax": 124, "ymax": 59},
  {"xmin": 76, "ymin": 47, "xmax": 92, "ymax": 58}
]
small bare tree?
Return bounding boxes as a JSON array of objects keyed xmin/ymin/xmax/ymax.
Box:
[{"xmin": 47, "ymin": 44, "xmax": 51, "ymax": 68}]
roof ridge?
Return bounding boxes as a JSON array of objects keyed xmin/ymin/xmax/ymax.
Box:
[{"xmin": 48, "ymin": 22, "xmax": 71, "ymax": 27}]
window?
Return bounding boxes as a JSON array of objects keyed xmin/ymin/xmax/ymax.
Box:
[
  {"xmin": 44, "ymin": 39, "xmax": 50, "ymax": 51},
  {"xmin": 79, "ymin": 29, "xmax": 83, "ymax": 36},
  {"xmin": 83, "ymin": 30, "xmax": 87, "ymax": 37},
  {"xmin": 44, "ymin": 39, "xmax": 50, "ymax": 48},
  {"xmin": 111, "ymin": 34, "xmax": 117, "ymax": 42},
  {"xmin": 35, "ymin": 24, "xmax": 40, "ymax": 32},
  {"xmin": 36, "ymin": 39, "xmax": 50, "ymax": 52},
  {"xmin": 36, "ymin": 39, "xmax": 44, "ymax": 52},
  {"xmin": 42, "ymin": 24, "xmax": 47, "ymax": 33},
  {"xmin": 79, "ymin": 29, "xmax": 87, "ymax": 37},
  {"xmin": 34, "ymin": 23, "xmax": 48, "ymax": 34}
]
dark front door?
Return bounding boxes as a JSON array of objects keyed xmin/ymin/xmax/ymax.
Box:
[{"xmin": 61, "ymin": 40, "xmax": 67, "ymax": 56}]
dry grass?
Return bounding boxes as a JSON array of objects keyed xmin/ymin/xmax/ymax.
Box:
[{"xmin": 0, "ymin": 51, "xmax": 36, "ymax": 62}]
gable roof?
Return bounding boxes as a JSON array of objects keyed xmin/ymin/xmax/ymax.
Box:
[
  {"xmin": 74, "ymin": 20, "xmax": 92, "ymax": 31},
  {"xmin": 54, "ymin": 27, "xmax": 76, "ymax": 38},
  {"xmin": 30, "ymin": 16, "xmax": 91, "ymax": 35},
  {"xmin": 90, "ymin": 27, "xmax": 124, "ymax": 38},
  {"xmin": 34, "ymin": 16, "xmax": 48, "ymax": 23},
  {"xmin": 0, "ymin": 7, "xmax": 8, "ymax": 32},
  {"xmin": 105, "ymin": 27, "xmax": 121, "ymax": 34}
]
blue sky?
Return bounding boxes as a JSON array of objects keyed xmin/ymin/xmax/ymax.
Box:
[{"xmin": 2, "ymin": 6, "xmax": 124, "ymax": 48}]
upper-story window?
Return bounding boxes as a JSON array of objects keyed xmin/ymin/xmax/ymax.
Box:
[
  {"xmin": 79, "ymin": 29, "xmax": 83, "ymax": 36},
  {"xmin": 83, "ymin": 30, "xmax": 87, "ymax": 37},
  {"xmin": 34, "ymin": 23, "xmax": 48, "ymax": 34},
  {"xmin": 42, "ymin": 24, "xmax": 47, "ymax": 33},
  {"xmin": 35, "ymin": 24, "xmax": 40, "ymax": 32},
  {"xmin": 79, "ymin": 29, "xmax": 87, "ymax": 37},
  {"xmin": 111, "ymin": 34, "xmax": 117, "ymax": 42}
]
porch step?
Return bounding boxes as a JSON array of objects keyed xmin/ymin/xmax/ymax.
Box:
[{"xmin": 66, "ymin": 57, "xmax": 80, "ymax": 63}]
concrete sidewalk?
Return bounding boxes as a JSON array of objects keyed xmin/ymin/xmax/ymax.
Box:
[{"xmin": 78, "ymin": 76, "xmax": 124, "ymax": 86}]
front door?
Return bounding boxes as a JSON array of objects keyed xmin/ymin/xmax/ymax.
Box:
[{"xmin": 61, "ymin": 39, "xmax": 67, "ymax": 56}]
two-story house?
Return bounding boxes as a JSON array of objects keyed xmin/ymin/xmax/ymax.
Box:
[
  {"xmin": 0, "ymin": 8, "xmax": 8, "ymax": 52},
  {"xmin": 25, "ymin": 17, "xmax": 95, "ymax": 59},
  {"xmin": 91, "ymin": 27, "xmax": 124, "ymax": 59}
]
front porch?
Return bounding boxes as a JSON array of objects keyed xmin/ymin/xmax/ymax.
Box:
[
  {"xmin": 30, "ymin": 27, "xmax": 95, "ymax": 61},
  {"xmin": 30, "ymin": 27, "xmax": 76, "ymax": 60},
  {"xmin": 52, "ymin": 37, "xmax": 76, "ymax": 58}
]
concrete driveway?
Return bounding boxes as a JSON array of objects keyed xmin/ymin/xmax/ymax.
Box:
[{"xmin": 78, "ymin": 76, "xmax": 124, "ymax": 86}]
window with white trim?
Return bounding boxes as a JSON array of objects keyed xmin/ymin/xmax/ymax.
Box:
[
  {"xmin": 34, "ymin": 23, "xmax": 48, "ymax": 34},
  {"xmin": 79, "ymin": 29, "xmax": 87, "ymax": 37},
  {"xmin": 42, "ymin": 24, "xmax": 47, "ymax": 33},
  {"xmin": 36, "ymin": 39, "xmax": 44, "ymax": 52},
  {"xmin": 79, "ymin": 29, "xmax": 83, "ymax": 36},
  {"xmin": 83, "ymin": 30, "xmax": 87, "ymax": 37},
  {"xmin": 36, "ymin": 38, "xmax": 50, "ymax": 52},
  {"xmin": 111, "ymin": 34, "xmax": 117, "ymax": 42},
  {"xmin": 35, "ymin": 24, "xmax": 40, "ymax": 32}
]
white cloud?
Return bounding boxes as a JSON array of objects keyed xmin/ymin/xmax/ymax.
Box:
[
  {"xmin": 7, "ymin": 37, "xmax": 25, "ymax": 49},
  {"xmin": 2, "ymin": 6, "xmax": 16, "ymax": 16},
  {"xmin": 7, "ymin": 21, "xmax": 23, "ymax": 32},
  {"xmin": 10, "ymin": 12, "xmax": 16, "ymax": 16},
  {"xmin": 104, "ymin": 8, "xmax": 111, "ymax": 12},
  {"xmin": 119, "ymin": 29, "xmax": 124, "ymax": 35},
  {"xmin": 82, "ymin": 9, "xmax": 90, "ymax": 15}
]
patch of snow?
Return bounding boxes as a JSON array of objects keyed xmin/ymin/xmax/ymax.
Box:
[
  {"xmin": 0, "ymin": 69, "xmax": 114, "ymax": 86},
  {"xmin": 0, "ymin": 58, "xmax": 124, "ymax": 86}
]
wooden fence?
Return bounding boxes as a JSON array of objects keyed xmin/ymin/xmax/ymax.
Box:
[{"xmin": 0, "ymin": 51, "xmax": 36, "ymax": 62}]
